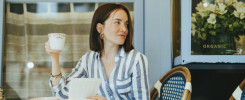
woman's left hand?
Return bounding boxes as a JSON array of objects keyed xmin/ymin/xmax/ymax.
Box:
[{"xmin": 87, "ymin": 95, "xmax": 107, "ymax": 100}]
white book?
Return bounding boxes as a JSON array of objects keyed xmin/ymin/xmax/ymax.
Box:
[{"xmin": 69, "ymin": 78, "xmax": 102, "ymax": 100}]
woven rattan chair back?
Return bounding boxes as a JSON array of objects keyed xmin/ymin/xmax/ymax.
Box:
[
  {"xmin": 229, "ymin": 79, "xmax": 245, "ymax": 100},
  {"xmin": 150, "ymin": 66, "xmax": 191, "ymax": 100}
]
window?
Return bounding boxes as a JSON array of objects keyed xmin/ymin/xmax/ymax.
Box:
[{"xmin": 0, "ymin": 1, "xmax": 143, "ymax": 99}]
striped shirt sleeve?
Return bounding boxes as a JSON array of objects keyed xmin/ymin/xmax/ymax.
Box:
[
  {"xmin": 49, "ymin": 52, "xmax": 89, "ymax": 99},
  {"xmin": 131, "ymin": 53, "xmax": 150, "ymax": 100}
]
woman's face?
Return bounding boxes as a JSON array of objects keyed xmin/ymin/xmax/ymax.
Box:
[{"xmin": 99, "ymin": 9, "xmax": 129, "ymax": 46}]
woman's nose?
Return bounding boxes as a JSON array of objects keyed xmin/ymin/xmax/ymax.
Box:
[{"xmin": 121, "ymin": 24, "xmax": 127, "ymax": 32}]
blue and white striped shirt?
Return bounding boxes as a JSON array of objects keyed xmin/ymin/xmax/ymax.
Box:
[{"xmin": 49, "ymin": 47, "xmax": 149, "ymax": 100}]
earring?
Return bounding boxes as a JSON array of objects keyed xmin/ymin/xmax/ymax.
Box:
[{"xmin": 100, "ymin": 34, "xmax": 103, "ymax": 39}]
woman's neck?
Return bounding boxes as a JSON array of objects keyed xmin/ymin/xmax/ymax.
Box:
[{"xmin": 101, "ymin": 44, "xmax": 119, "ymax": 59}]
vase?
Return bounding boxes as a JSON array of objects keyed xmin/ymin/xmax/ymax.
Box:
[
  {"xmin": 201, "ymin": 33, "xmax": 237, "ymax": 55},
  {"xmin": 235, "ymin": 35, "xmax": 245, "ymax": 55}
]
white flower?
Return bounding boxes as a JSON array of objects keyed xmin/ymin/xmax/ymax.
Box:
[
  {"xmin": 192, "ymin": 13, "xmax": 196, "ymax": 17},
  {"xmin": 191, "ymin": 16, "xmax": 197, "ymax": 23},
  {"xmin": 207, "ymin": 4, "xmax": 216, "ymax": 12},
  {"xmin": 196, "ymin": 1, "xmax": 216, "ymax": 18},
  {"xmin": 218, "ymin": 3, "xmax": 227, "ymax": 14},
  {"xmin": 240, "ymin": 13, "xmax": 245, "ymax": 19},
  {"xmin": 191, "ymin": 23, "xmax": 196, "ymax": 30},
  {"xmin": 191, "ymin": 30, "xmax": 196, "ymax": 36},
  {"xmin": 233, "ymin": 2, "xmax": 245, "ymax": 19},
  {"xmin": 225, "ymin": 0, "xmax": 237, "ymax": 5},
  {"xmin": 215, "ymin": 0, "xmax": 224, "ymax": 3},
  {"xmin": 202, "ymin": 0, "xmax": 210, "ymax": 4},
  {"xmin": 207, "ymin": 13, "xmax": 217, "ymax": 24},
  {"xmin": 225, "ymin": 0, "xmax": 233, "ymax": 5},
  {"xmin": 218, "ymin": 3, "xmax": 226, "ymax": 11},
  {"xmin": 234, "ymin": 10, "xmax": 240, "ymax": 17},
  {"xmin": 198, "ymin": 12, "xmax": 209, "ymax": 17},
  {"xmin": 233, "ymin": 2, "xmax": 244, "ymax": 9},
  {"xmin": 196, "ymin": 2, "xmax": 206, "ymax": 12}
]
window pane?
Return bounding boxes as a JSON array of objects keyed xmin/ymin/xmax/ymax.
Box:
[
  {"xmin": 74, "ymin": 3, "xmax": 95, "ymax": 12},
  {"xmin": 3, "ymin": 2, "xmax": 134, "ymax": 99},
  {"xmin": 191, "ymin": 0, "xmax": 245, "ymax": 55}
]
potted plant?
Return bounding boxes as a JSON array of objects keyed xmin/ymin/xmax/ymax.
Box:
[{"xmin": 191, "ymin": 0, "xmax": 245, "ymax": 55}]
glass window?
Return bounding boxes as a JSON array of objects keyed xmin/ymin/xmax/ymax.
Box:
[
  {"xmin": 191, "ymin": 0, "xmax": 245, "ymax": 55},
  {"xmin": 3, "ymin": 2, "xmax": 134, "ymax": 99}
]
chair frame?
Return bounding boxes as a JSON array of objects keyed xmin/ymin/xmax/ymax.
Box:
[
  {"xmin": 150, "ymin": 66, "xmax": 191, "ymax": 100},
  {"xmin": 229, "ymin": 79, "xmax": 245, "ymax": 100}
]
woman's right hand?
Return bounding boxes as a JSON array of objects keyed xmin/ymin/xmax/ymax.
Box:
[{"xmin": 45, "ymin": 40, "xmax": 62, "ymax": 57}]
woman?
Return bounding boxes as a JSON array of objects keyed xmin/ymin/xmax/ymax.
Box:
[{"xmin": 45, "ymin": 3, "xmax": 149, "ymax": 100}]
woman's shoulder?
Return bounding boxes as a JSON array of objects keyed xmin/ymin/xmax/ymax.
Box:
[
  {"xmin": 128, "ymin": 49, "xmax": 147, "ymax": 60},
  {"xmin": 128, "ymin": 49, "xmax": 145, "ymax": 56},
  {"xmin": 127, "ymin": 49, "xmax": 148, "ymax": 67},
  {"xmin": 80, "ymin": 50, "xmax": 98, "ymax": 60}
]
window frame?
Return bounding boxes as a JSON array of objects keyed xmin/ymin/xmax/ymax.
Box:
[
  {"xmin": 174, "ymin": 0, "xmax": 245, "ymax": 66},
  {"xmin": 0, "ymin": 0, "xmax": 5, "ymax": 87}
]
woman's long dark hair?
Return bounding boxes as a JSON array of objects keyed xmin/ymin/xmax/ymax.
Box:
[{"xmin": 89, "ymin": 3, "xmax": 134, "ymax": 52}]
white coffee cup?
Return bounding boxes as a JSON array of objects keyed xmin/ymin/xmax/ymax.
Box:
[{"xmin": 48, "ymin": 33, "xmax": 66, "ymax": 50}]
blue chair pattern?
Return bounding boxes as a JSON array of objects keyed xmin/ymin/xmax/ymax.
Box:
[
  {"xmin": 241, "ymin": 90, "xmax": 245, "ymax": 100},
  {"xmin": 160, "ymin": 73, "xmax": 186, "ymax": 100},
  {"xmin": 150, "ymin": 66, "xmax": 191, "ymax": 100}
]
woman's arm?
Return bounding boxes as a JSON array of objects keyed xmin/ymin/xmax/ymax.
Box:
[
  {"xmin": 48, "ymin": 51, "xmax": 89, "ymax": 99},
  {"xmin": 131, "ymin": 54, "xmax": 150, "ymax": 100},
  {"xmin": 45, "ymin": 41, "xmax": 62, "ymax": 86}
]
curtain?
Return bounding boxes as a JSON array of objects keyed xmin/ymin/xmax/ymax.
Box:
[
  {"xmin": 4, "ymin": 2, "xmax": 94, "ymax": 99},
  {"xmin": 3, "ymin": 2, "xmax": 133, "ymax": 99}
]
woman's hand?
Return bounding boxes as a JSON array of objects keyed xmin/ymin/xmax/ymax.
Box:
[
  {"xmin": 45, "ymin": 40, "xmax": 61, "ymax": 57},
  {"xmin": 87, "ymin": 95, "xmax": 107, "ymax": 100}
]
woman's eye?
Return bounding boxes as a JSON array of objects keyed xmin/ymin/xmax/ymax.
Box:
[{"xmin": 115, "ymin": 21, "xmax": 120, "ymax": 24}]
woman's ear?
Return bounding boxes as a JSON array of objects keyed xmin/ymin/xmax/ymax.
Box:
[{"xmin": 96, "ymin": 23, "xmax": 103, "ymax": 34}]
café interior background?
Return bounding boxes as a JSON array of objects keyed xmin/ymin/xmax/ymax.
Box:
[{"xmin": 0, "ymin": 0, "xmax": 244, "ymax": 100}]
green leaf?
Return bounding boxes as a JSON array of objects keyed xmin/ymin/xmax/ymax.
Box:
[
  {"xmin": 223, "ymin": 21, "xmax": 228, "ymax": 27},
  {"xmin": 216, "ymin": 24, "xmax": 221, "ymax": 28},
  {"xmin": 209, "ymin": 31, "xmax": 216, "ymax": 36},
  {"xmin": 229, "ymin": 27, "xmax": 234, "ymax": 31},
  {"xmin": 240, "ymin": 21, "xmax": 243, "ymax": 24},
  {"xmin": 218, "ymin": 15, "xmax": 225, "ymax": 19},
  {"xmin": 201, "ymin": 28, "xmax": 205, "ymax": 32},
  {"xmin": 204, "ymin": 23, "xmax": 208, "ymax": 28},
  {"xmin": 198, "ymin": 32, "xmax": 207, "ymax": 40},
  {"xmin": 229, "ymin": 24, "xmax": 233, "ymax": 28},
  {"xmin": 198, "ymin": 32, "xmax": 202, "ymax": 39},
  {"xmin": 202, "ymin": 33, "xmax": 207, "ymax": 40},
  {"xmin": 233, "ymin": 22, "xmax": 239, "ymax": 27},
  {"xmin": 208, "ymin": 24, "xmax": 213, "ymax": 29}
]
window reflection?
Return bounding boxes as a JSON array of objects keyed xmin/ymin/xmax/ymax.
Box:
[
  {"xmin": 74, "ymin": 3, "xmax": 95, "ymax": 12},
  {"xmin": 191, "ymin": 0, "xmax": 245, "ymax": 55},
  {"xmin": 4, "ymin": 2, "xmax": 134, "ymax": 99}
]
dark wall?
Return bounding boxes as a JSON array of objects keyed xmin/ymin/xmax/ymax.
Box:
[{"xmin": 179, "ymin": 64, "xmax": 245, "ymax": 100}]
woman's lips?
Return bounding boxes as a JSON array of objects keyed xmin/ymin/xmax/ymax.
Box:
[{"xmin": 118, "ymin": 34, "xmax": 126, "ymax": 38}]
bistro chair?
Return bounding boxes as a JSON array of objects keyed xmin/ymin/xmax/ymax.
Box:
[
  {"xmin": 150, "ymin": 66, "xmax": 192, "ymax": 100},
  {"xmin": 229, "ymin": 79, "xmax": 245, "ymax": 100}
]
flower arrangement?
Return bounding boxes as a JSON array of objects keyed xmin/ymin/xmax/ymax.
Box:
[{"xmin": 191, "ymin": 0, "xmax": 245, "ymax": 54}]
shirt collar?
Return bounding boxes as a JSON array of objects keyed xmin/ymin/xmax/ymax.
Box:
[
  {"xmin": 96, "ymin": 46, "xmax": 125, "ymax": 62},
  {"xmin": 118, "ymin": 46, "xmax": 125, "ymax": 58}
]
